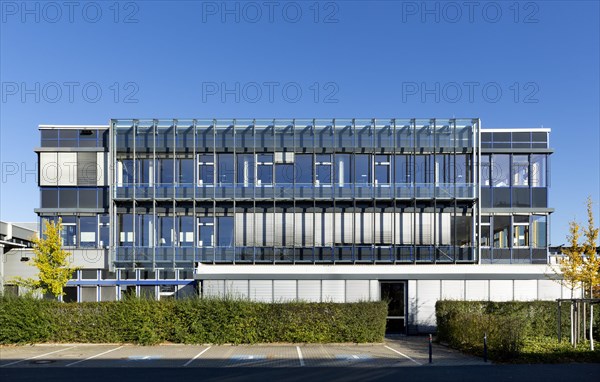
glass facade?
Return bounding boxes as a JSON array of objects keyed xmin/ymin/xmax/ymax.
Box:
[
  {"xmin": 109, "ymin": 119, "xmax": 482, "ymax": 268},
  {"xmin": 37, "ymin": 121, "xmax": 552, "ymax": 276}
]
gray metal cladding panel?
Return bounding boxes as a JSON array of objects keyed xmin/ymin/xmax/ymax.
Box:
[{"xmin": 77, "ymin": 152, "xmax": 98, "ymax": 186}]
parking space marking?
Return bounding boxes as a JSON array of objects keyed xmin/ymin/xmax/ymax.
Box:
[
  {"xmin": 384, "ymin": 345, "xmax": 423, "ymax": 366},
  {"xmin": 0, "ymin": 346, "xmax": 78, "ymax": 368},
  {"xmin": 296, "ymin": 346, "xmax": 305, "ymax": 366},
  {"xmin": 65, "ymin": 346, "xmax": 124, "ymax": 367},
  {"xmin": 182, "ymin": 347, "xmax": 211, "ymax": 367}
]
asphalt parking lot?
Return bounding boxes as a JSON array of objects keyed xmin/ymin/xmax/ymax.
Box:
[
  {"xmin": 0, "ymin": 337, "xmax": 484, "ymax": 369},
  {"xmin": 2, "ymin": 339, "xmax": 599, "ymax": 382}
]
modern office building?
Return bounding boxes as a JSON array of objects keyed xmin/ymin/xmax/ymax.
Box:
[{"xmin": 6, "ymin": 118, "xmax": 571, "ymax": 332}]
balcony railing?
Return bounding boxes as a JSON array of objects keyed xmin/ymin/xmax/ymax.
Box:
[
  {"xmin": 113, "ymin": 245, "xmax": 477, "ymax": 267},
  {"xmin": 114, "ymin": 183, "xmax": 476, "ymax": 200}
]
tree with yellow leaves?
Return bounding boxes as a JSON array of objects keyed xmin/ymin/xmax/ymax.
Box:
[
  {"xmin": 558, "ymin": 197, "xmax": 599, "ymax": 349},
  {"xmin": 14, "ymin": 219, "xmax": 78, "ymax": 298},
  {"xmin": 580, "ymin": 197, "xmax": 600, "ymax": 299}
]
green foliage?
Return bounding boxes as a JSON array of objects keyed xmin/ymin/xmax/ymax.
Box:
[
  {"xmin": 436, "ymin": 300, "xmax": 600, "ymax": 361},
  {"xmin": 13, "ymin": 219, "xmax": 78, "ymax": 298},
  {"xmin": 558, "ymin": 197, "xmax": 600, "ymax": 298},
  {"xmin": 0, "ymin": 295, "xmax": 55, "ymax": 344},
  {"xmin": 0, "ymin": 296, "xmax": 387, "ymax": 345}
]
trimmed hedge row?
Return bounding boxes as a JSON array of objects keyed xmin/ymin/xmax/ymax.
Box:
[
  {"xmin": 0, "ymin": 296, "xmax": 387, "ymax": 345},
  {"xmin": 436, "ymin": 300, "xmax": 600, "ymax": 360}
]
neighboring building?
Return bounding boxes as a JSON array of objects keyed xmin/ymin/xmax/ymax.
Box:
[
  {"xmin": 0, "ymin": 221, "xmax": 37, "ymax": 295},
  {"xmin": 21, "ymin": 118, "xmax": 575, "ymax": 332}
]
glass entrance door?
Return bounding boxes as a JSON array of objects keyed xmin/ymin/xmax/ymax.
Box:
[{"xmin": 380, "ymin": 281, "xmax": 406, "ymax": 334}]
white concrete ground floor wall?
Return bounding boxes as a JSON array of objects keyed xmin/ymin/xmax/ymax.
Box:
[{"xmin": 196, "ymin": 264, "xmax": 581, "ymax": 333}]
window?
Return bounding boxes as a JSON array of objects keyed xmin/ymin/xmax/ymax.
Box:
[
  {"xmin": 335, "ymin": 154, "xmax": 351, "ymax": 186},
  {"xmin": 178, "ymin": 216, "xmax": 194, "ymax": 247},
  {"xmin": 480, "ymin": 218, "xmax": 491, "ymax": 247},
  {"xmin": 493, "ymin": 216, "xmax": 510, "ymax": 248},
  {"xmin": 414, "ymin": 155, "xmax": 433, "ymax": 184},
  {"xmin": 158, "ymin": 158, "xmax": 174, "ymax": 185},
  {"xmin": 79, "ymin": 216, "xmax": 97, "ymax": 248},
  {"xmin": 275, "ymin": 163, "xmax": 294, "ymax": 184},
  {"xmin": 137, "ymin": 159, "xmax": 154, "ymax": 185},
  {"xmin": 531, "ymin": 215, "xmax": 547, "ymax": 248},
  {"xmin": 61, "ymin": 216, "xmax": 77, "ymax": 247},
  {"xmin": 455, "ymin": 154, "xmax": 471, "ymax": 184},
  {"xmin": 512, "ymin": 155, "xmax": 529, "ymax": 186},
  {"xmin": 217, "ymin": 217, "xmax": 234, "ymax": 247},
  {"xmin": 198, "ymin": 155, "xmax": 214, "ymax": 185},
  {"xmin": 492, "ymin": 155, "xmax": 510, "ymax": 187},
  {"xmin": 295, "ymin": 154, "xmax": 313, "ymax": 184},
  {"xmin": 99, "ymin": 215, "xmax": 110, "ymax": 248},
  {"xmin": 119, "ymin": 214, "xmax": 134, "ymax": 247},
  {"xmin": 198, "ymin": 217, "xmax": 214, "ymax": 247},
  {"xmin": 256, "ymin": 154, "xmax": 273, "ymax": 186},
  {"xmin": 158, "ymin": 216, "xmax": 174, "ymax": 246},
  {"xmin": 355, "ymin": 155, "xmax": 371, "ymax": 184},
  {"xmin": 80, "ymin": 269, "xmax": 98, "ymax": 280},
  {"xmin": 531, "ymin": 155, "xmax": 546, "ymax": 187},
  {"xmin": 513, "ymin": 215, "xmax": 529, "ymax": 247},
  {"xmin": 137, "ymin": 214, "xmax": 154, "ymax": 247},
  {"xmin": 217, "ymin": 154, "xmax": 234, "ymax": 184},
  {"xmin": 178, "ymin": 158, "xmax": 194, "ymax": 185},
  {"xmin": 374, "ymin": 155, "xmax": 390, "ymax": 185},
  {"xmin": 237, "ymin": 154, "xmax": 254, "ymax": 186},
  {"xmin": 394, "ymin": 155, "xmax": 410, "ymax": 183},
  {"xmin": 481, "ymin": 155, "xmax": 491, "ymax": 186},
  {"xmin": 120, "ymin": 159, "xmax": 135, "ymax": 185},
  {"xmin": 315, "ymin": 154, "xmax": 332, "ymax": 186}
]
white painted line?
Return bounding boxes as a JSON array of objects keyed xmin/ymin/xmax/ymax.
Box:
[
  {"xmin": 182, "ymin": 346, "xmax": 212, "ymax": 367},
  {"xmin": 1, "ymin": 346, "xmax": 77, "ymax": 367},
  {"xmin": 384, "ymin": 345, "xmax": 423, "ymax": 366},
  {"xmin": 296, "ymin": 346, "xmax": 305, "ymax": 367},
  {"xmin": 65, "ymin": 346, "xmax": 124, "ymax": 367}
]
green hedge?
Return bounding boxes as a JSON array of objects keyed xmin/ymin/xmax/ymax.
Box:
[
  {"xmin": 436, "ymin": 300, "xmax": 600, "ymax": 361},
  {"xmin": 0, "ymin": 296, "xmax": 387, "ymax": 345}
]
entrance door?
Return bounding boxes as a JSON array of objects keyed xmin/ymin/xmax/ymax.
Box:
[{"xmin": 380, "ymin": 281, "xmax": 406, "ymax": 334}]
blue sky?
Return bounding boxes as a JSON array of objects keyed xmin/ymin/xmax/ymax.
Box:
[{"xmin": 0, "ymin": 0, "xmax": 598, "ymax": 245}]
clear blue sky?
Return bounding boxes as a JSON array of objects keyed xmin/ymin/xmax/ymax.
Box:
[{"xmin": 1, "ymin": 1, "xmax": 598, "ymax": 245}]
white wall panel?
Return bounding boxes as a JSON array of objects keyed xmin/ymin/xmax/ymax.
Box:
[
  {"xmin": 489, "ymin": 280, "xmax": 513, "ymax": 301},
  {"xmin": 441, "ymin": 280, "xmax": 464, "ymax": 300},
  {"xmin": 465, "ymin": 280, "xmax": 489, "ymax": 301},
  {"xmin": 39, "ymin": 152, "xmax": 58, "ymax": 186},
  {"xmin": 254, "ymin": 213, "xmax": 264, "ymax": 246},
  {"xmin": 57, "ymin": 152, "xmax": 77, "ymax": 186},
  {"xmin": 323, "ymin": 213, "xmax": 334, "ymax": 246},
  {"xmin": 370, "ymin": 280, "xmax": 380, "ymax": 301},
  {"xmin": 322, "ymin": 280, "xmax": 345, "ymax": 302},
  {"xmin": 249, "ymin": 280, "xmax": 272, "ymax": 302},
  {"xmin": 97, "ymin": 152, "xmax": 107, "ymax": 186},
  {"xmin": 314, "ymin": 212, "xmax": 323, "ymax": 247},
  {"xmin": 346, "ymin": 280, "xmax": 370, "ymax": 302},
  {"xmin": 538, "ymin": 279, "xmax": 562, "ymax": 300},
  {"xmin": 274, "ymin": 280, "xmax": 297, "ymax": 301},
  {"xmin": 514, "ymin": 280, "xmax": 538, "ymax": 301},
  {"xmin": 203, "ymin": 280, "xmax": 225, "ymax": 297},
  {"xmin": 226, "ymin": 280, "xmax": 248, "ymax": 298},
  {"xmin": 235, "ymin": 214, "xmax": 245, "ymax": 246},
  {"xmin": 265, "ymin": 213, "xmax": 274, "ymax": 246},
  {"xmin": 400, "ymin": 213, "xmax": 413, "ymax": 244},
  {"xmin": 416, "ymin": 280, "xmax": 440, "ymax": 327},
  {"xmin": 298, "ymin": 280, "xmax": 321, "ymax": 302}
]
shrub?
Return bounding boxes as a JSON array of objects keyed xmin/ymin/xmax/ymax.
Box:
[
  {"xmin": 436, "ymin": 300, "xmax": 600, "ymax": 361},
  {"xmin": 0, "ymin": 296, "xmax": 387, "ymax": 345}
]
